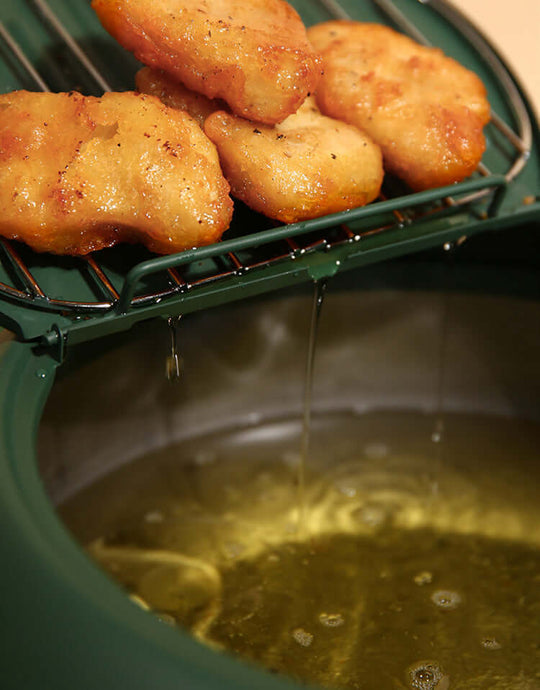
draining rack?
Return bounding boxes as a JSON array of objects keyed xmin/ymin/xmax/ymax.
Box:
[{"xmin": 0, "ymin": 0, "xmax": 538, "ymax": 357}]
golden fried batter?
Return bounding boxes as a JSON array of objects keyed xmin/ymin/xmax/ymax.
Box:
[
  {"xmin": 308, "ymin": 22, "xmax": 490, "ymax": 191},
  {"xmin": 204, "ymin": 97, "xmax": 384, "ymax": 223},
  {"xmin": 136, "ymin": 70, "xmax": 383, "ymax": 222},
  {"xmin": 93, "ymin": 0, "xmax": 322, "ymax": 125},
  {"xmin": 135, "ymin": 67, "xmax": 224, "ymax": 128},
  {"xmin": 0, "ymin": 90, "xmax": 233, "ymax": 255}
]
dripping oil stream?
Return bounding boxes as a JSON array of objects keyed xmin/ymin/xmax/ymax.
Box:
[
  {"xmin": 166, "ymin": 315, "xmax": 183, "ymax": 383},
  {"xmin": 297, "ymin": 280, "xmax": 327, "ymax": 536},
  {"xmin": 431, "ymin": 243, "xmax": 459, "ymax": 478}
]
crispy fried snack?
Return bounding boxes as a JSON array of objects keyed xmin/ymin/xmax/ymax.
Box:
[
  {"xmin": 92, "ymin": 0, "xmax": 322, "ymax": 125},
  {"xmin": 135, "ymin": 67, "xmax": 224, "ymax": 128},
  {"xmin": 204, "ymin": 97, "xmax": 384, "ymax": 223},
  {"xmin": 0, "ymin": 90, "xmax": 233, "ymax": 255},
  {"xmin": 137, "ymin": 69, "xmax": 383, "ymax": 222},
  {"xmin": 308, "ymin": 21, "xmax": 490, "ymax": 191}
]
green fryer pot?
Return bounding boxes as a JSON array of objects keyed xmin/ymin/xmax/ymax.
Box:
[{"xmin": 0, "ymin": 0, "xmax": 539, "ymax": 688}]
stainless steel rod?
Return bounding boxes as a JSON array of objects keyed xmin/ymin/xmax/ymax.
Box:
[
  {"xmin": 30, "ymin": 0, "xmax": 113, "ymax": 92},
  {"xmin": 0, "ymin": 21, "xmax": 50, "ymax": 90}
]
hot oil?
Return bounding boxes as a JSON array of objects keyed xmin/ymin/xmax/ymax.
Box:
[
  {"xmin": 58, "ymin": 278, "xmax": 540, "ymax": 689},
  {"xmin": 60, "ymin": 410, "xmax": 540, "ymax": 690},
  {"xmin": 297, "ymin": 280, "xmax": 326, "ymax": 536},
  {"xmin": 166, "ymin": 315, "xmax": 183, "ymax": 383}
]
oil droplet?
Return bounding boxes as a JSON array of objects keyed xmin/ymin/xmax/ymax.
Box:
[
  {"xmin": 292, "ymin": 628, "xmax": 314, "ymax": 647},
  {"xmin": 432, "ymin": 418, "xmax": 444, "ymax": 444},
  {"xmin": 319, "ymin": 612, "xmax": 344, "ymax": 628},
  {"xmin": 166, "ymin": 353, "xmax": 181, "ymax": 383},
  {"xmin": 297, "ymin": 280, "xmax": 327, "ymax": 537},
  {"xmin": 431, "ymin": 589, "xmax": 462, "ymax": 609},
  {"xmin": 166, "ymin": 316, "xmax": 183, "ymax": 383}
]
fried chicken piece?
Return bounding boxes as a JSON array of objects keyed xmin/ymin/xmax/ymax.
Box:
[
  {"xmin": 204, "ymin": 97, "xmax": 384, "ymax": 223},
  {"xmin": 137, "ymin": 69, "xmax": 383, "ymax": 222},
  {"xmin": 308, "ymin": 21, "xmax": 490, "ymax": 191},
  {"xmin": 0, "ymin": 90, "xmax": 233, "ymax": 255},
  {"xmin": 135, "ymin": 67, "xmax": 225, "ymax": 128},
  {"xmin": 92, "ymin": 0, "xmax": 322, "ymax": 125}
]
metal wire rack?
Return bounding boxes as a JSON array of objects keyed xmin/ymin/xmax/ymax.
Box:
[{"xmin": 0, "ymin": 0, "xmax": 537, "ymax": 342}]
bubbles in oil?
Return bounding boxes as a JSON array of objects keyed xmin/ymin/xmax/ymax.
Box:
[
  {"xmin": 351, "ymin": 501, "xmax": 389, "ymax": 528},
  {"xmin": 144, "ymin": 510, "xmax": 164, "ymax": 524},
  {"xmin": 335, "ymin": 480, "xmax": 357, "ymax": 498},
  {"xmin": 222, "ymin": 541, "xmax": 245, "ymax": 560},
  {"xmin": 481, "ymin": 636, "xmax": 502, "ymax": 650},
  {"xmin": 155, "ymin": 612, "xmax": 176, "ymax": 627},
  {"xmin": 60, "ymin": 411, "xmax": 540, "ymax": 690},
  {"xmin": 292, "ymin": 628, "xmax": 314, "ymax": 647},
  {"xmin": 430, "ymin": 589, "xmax": 462, "ymax": 610},
  {"xmin": 413, "ymin": 571, "xmax": 433, "ymax": 586},
  {"xmin": 318, "ymin": 612, "xmax": 345, "ymax": 628},
  {"xmin": 407, "ymin": 660, "xmax": 449, "ymax": 690}
]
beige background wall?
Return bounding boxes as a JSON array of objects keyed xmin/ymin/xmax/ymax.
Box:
[{"xmin": 452, "ymin": 0, "xmax": 539, "ymax": 115}]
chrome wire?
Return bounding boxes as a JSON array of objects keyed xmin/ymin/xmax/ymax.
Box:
[
  {"xmin": 0, "ymin": 0, "xmax": 535, "ymax": 314},
  {"xmin": 316, "ymin": 0, "xmax": 352, "ymax": 20},
  {"xmin": 30, "ymin": 0, "xmax": 113, "ymax": 92},
  {"xmin": 0, "ymin": 21, "xmax": 50, "ymax": 90}
]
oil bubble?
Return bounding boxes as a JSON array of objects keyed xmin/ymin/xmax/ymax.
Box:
[
  {"xmin": 292, "ymin": 628, "xmax": 314, "ymax": 647},
  {"xmin": 407, "ymin": 660, "xmax": 449, "ymax": 690},
  {"xmin": 431, "ymin": 589, "xmax": 462, "ymax": 609},
  {"xmin": 155, "ymin": 611, "xmax": 176, "ymax": 626},
  {"xmin": 335, "ymin": 480, "xmax": 357, "ymax": 498},
  {"xmin": 318, "ymin": 612, "xmax": 344, "ymax": 628},
  {"xmin": 414, "ymin": 571, "xmax": 433, "ymax": 586},
  {"xmin": 223, "ymin": 541, "xmax": 245, "ymax": 560},
  {"xmin": 364, "ymin": 442, "xmax": 389, "ymax": 459},
  {"xmin": 144, "ymin": 511, "xmax": 164, "ymax": 524},
  {"xmin": 354, "ymin": 502, "xmax": 388, "ymax": 528},
  {"xmin": 481, "ymin": 636, "xmax": 502, "ymax": 650}
]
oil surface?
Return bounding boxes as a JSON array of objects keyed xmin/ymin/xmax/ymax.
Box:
[{"xmin": 60, "ymin": 411, "xmax": 540, "ymax": 690}]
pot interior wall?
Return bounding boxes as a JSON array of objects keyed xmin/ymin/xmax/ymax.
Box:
[{"xmin": 38, "ymin": 286, "xmax": 540, "ymax": 505}]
